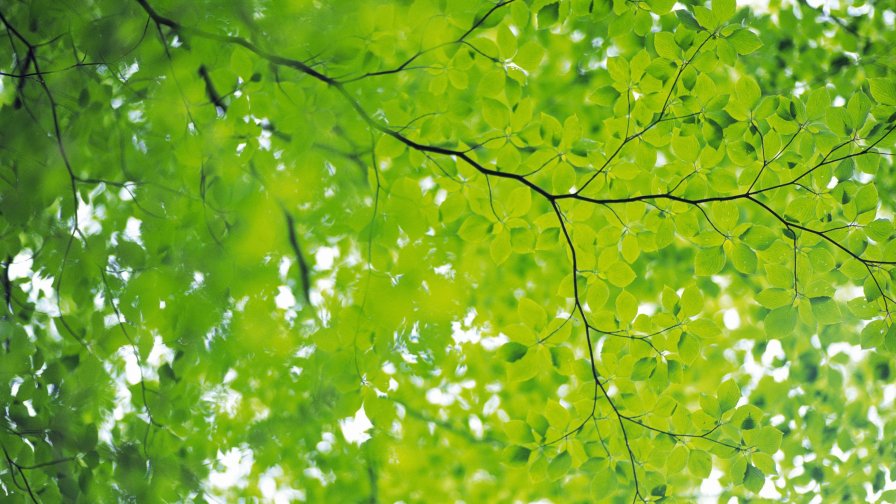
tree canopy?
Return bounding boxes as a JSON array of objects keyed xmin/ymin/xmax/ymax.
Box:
[{"xmin": 2, "ymin": 0, "xmax": 896, "ymax": 501}]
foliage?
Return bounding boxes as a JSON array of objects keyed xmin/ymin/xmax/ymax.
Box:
[{"xmin": 1, "ymin": 0, "xmax": 896, "ymax": 502}]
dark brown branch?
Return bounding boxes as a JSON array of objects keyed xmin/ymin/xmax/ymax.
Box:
[
  {"xmin": 198, "ymin": 64, "xmax": 227, "ymax": 112},
  {"xmin": 283, "ymin": 210, "xmax": 312, "ymax": 305}
]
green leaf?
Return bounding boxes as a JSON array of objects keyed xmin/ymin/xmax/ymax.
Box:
[
  {"xmin": 869, "ymin": 78, "xmax": 896, "ymax": 105},
  {"xmin": 756, "ymin": 288, "xmax": 793, "ymax": 309},
  {"xmin": 753, "ymin": 426, "xmax": 783, "ymax": 453},
  {"xmin": 547, "ymin": 452, "xmax": 572, "ymax": 480},
  {"xmin": 736, "ymin": 75, "xmax": 761, "ymax": 107},
  {"xmin": 507, "ymin": 187, "xmax": 532, "ymax": 218},
  {"xmin": 700, "ymin": 394, "xmax": 721, "ymax": 418},
  {"xmin": 688, "ymin": 450, "xmax": 712, "ymax": 479},
  {"xmin": 519, "ymin": 297, "xmax": 547, "ymax": 329},
  {"xmin": 667, "ymin": 444, "xmax": 689, "ymax": 473},
  {"xmin": 680, "ymin": 285, "xmax": 703, "ymax": 318},
  {"xmin": 621, "ymin": 233, "xmax": 640, "ymax": 263},
  {"xmin": 886, "ymin": 323, "xmax": 896, "ymax": 354},
  {"xmin": 806, "ymin": 87, "xmax": 830, "ymax": 119},
  {"xmin": 730, "ymin": 456, "xmax": 747, "ymax": 484},
  {"xmin": 689, "ymin": 318, "xmax": 720, "ymax": 338},
  {"xmin": 728, "ymin": 29, "xmax": 762, "ymax": 54},
  {"xmin": 552, "ymin": 163, "xmax": 577, "ymax": 193},
  {"xmin": 743, "ymin": 464, "xmax": 765, "ymax": 492},
  {"xmin": 490, "ymin": 229, "xmax": 512, "ymax": 264},
  {"xmin": 718, "ymin": 379, "xmax": 740, "ymax": 412},
  {"xmin": 497, "ymin": 25, "xmax": 517, "ymax": 59},
  {"xmin": 675, "ymin": 9, "xmax": 703, "ymax": 30},
  {"xmin": 607, "ymin": 261, "xmax": 637, "ymax": 288},
  {"xmin": 752, "ymin": 452, "xmax": 776, "ymax": 475},
  {"xmin": 861, "ymin": 320, "xmax": 886, "ymax": 349},
  {"xmin": 544, "ymin": 400, "xmax": 570, "ymax": 428},
  {"xmin": 865, "ymin": 276, "xmax": 884, "ymax": 304},
  {"xmin": 647, "ymin": 0, "xmax": 676, "ymax": 15},
  {"xmin": 695, "ymin": 246, "xmax": 726, "ymax": 276},
  {"xmin": 727, "ymin": 141, "xmax": 756, "ymax": 166},
  {"xmin": 743, "ymin": 225, "xmax": 777, "ymax": 250},
  {"xmin": 711, "ymin": 0, "xmax": 735, "ymax": 21},
  {"xmin": 516, "ymin": 41, "xmax": 545, "ymax": 71},
  {"xmin": 673, "ymin": 135, "xmax": 700, "ymax": 163},
  {"xmin": 808, "ymin": 248, "xmax": 835, "ymax": 271},
  {"xmin": 504, "ymin": 420, "xmax": 535, "ymax": 444},
  {"xmin": 502, "ymin": 445, "xmax": 531, "ymax": 465},
  {"xmin": 508, "ymin": 348, "xmax": 542, "ymax": 382},
  {"xmin": 633, "ymin": 9, "xmax": 653, "ymax": 36},
  {"xmin": 537, "ymin": 2, "xmax": 560, "ymax": 29},
  {"xmin": 811, "ymin": 297, "xmax": 841, "ymax": 326},
  {"xmin": 678, "ymin": 333, "xmax": 701, "ymax": 364},
  {"xmin": 616, "ymin": 290, "xmax": 639, "ymax": 323},
  {"xmin": 631, "ymin": 357, "xmax": 657, "ymax": 380},
  {"xmin": 499, "ymin": 342, "xmax": 529, "ymax": 362},
  {"xmin": 867, "ymin": 219, "xmax": 893, "ymax": 241},
  {"xmin": 855, "ymin": 184, "xmax": 878, "ymax": 214},
  {"xmin": 482, "ymin": 98, "xmax": 510, "ymax": 129},
  {"xmin": 567, "ymin": 438, "xmax": 588, "ymax": 467},
  {"xmin": 764, "ymin": 306, "xmax": 797, "ymax": 335},
  {"xmin": 693, "ymin": 6, "xmax": 716, "ymax": 30},
  {"xmin": 654, "ymin": 32, "xmax": 679, "ymax": 60},
  {"xmin": 459, "ymin": 216, "xmax": 490, "ymax": 241},
  {"xmin": 647, "ymin": 0, "xmax": 675, "ymax": 15},
  {"xmin": 607, "ymin": 56, "xmax": 630, "ymax": 83},
  {"xmin": 732, "ymin": 243, "xmax": 758, "ymax": 274},
  {"xmin": 230, "ymin": 49, "xmax": 254, "ymax": 79},
  {"xmin": 587, "ymin": 279, "xmax": 610, "ymax": 310}
]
